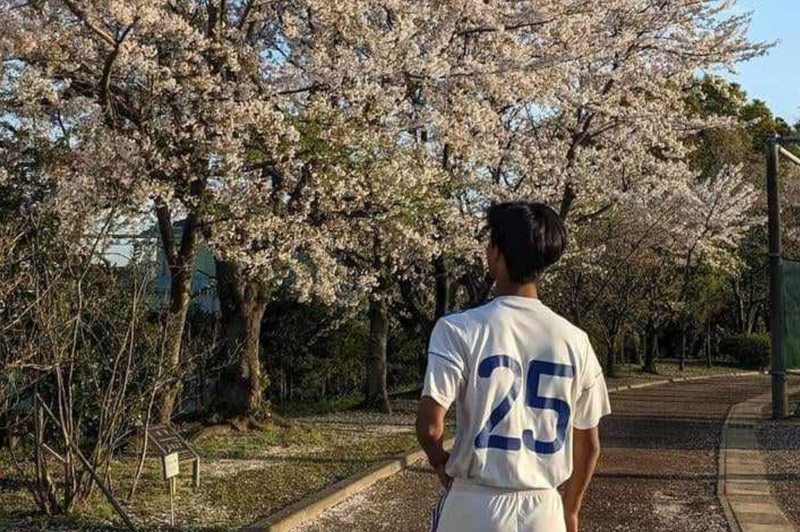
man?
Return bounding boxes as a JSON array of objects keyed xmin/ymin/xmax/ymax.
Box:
[{"xmin": 416, "ymin": 201, "xmax": 611, "ymax": 532}]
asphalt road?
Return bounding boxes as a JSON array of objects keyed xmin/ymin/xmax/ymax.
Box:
[{"xmin": 293, "ymin": 376, "xmax": 775, "ymax": 532}]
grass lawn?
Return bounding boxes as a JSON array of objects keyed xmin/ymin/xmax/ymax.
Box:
[{"xmin": 0, "ymin": 401, "xmax": 422, "ymax": 532}]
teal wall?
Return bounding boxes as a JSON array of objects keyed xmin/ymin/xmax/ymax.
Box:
[
  {"xmin": 785, "ymin": 260, "xmax": 800, "ymax": 370},
  {"xmin": 151, "ymin": 224, "xmax": 220, "ymax": 315}
]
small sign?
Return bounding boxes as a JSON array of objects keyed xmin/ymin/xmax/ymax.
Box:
[
  {"xmin": 146, "ymin": 425, "xmax": 201, "ymax": 488},
  {"xmin": 144, "ymin": 426, "xmax": 201, "ymax": 528},
  {"xmin": 148, "ymin": 425, "xmax": 193, "ymax": 456},
  {"xmin": 162, "ymin": 452, "xmax": 180, "ymax": 480}
]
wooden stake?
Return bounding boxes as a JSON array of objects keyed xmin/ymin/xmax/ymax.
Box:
[
  {"xmin": 169, "ymin": 477, "xmax": 175, "ymax": 527},
  {"xmin": 192, "ymin": 457, "xmax": 201, "ymax": 488}
]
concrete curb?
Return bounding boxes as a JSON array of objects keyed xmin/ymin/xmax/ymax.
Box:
[
  {"xmin": 244, "ymin": 371, "xmax": 760, "ymax": 532},
  {"xmin": 718, "ymin": 403, "xmax": 745, "ymax": 532},
  {"xmin": 606, "ymin": 371, "xmax": 761, "ymax": 395},
  {"xmin": 242, "ymin": 438, "xmax": 455, "ymax": 532},
  {"xmin": 717, "ymin": 387, "xmax": 800, "ymax": 532}
]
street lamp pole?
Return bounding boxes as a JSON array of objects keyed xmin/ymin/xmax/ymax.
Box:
[{"xmin": 766, "ymin": 135, "xmax": 788, "ymax": 419}]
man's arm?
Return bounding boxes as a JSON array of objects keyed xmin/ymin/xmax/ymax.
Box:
[
  {"xmin": 562, "ymin": 427, "xmax": 602, "ymax": 532},
  {"xmin": 416, "ymin": 397, "xmax": 451, "ymax": 488}
]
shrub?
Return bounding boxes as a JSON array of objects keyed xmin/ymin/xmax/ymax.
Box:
[{"xmin": 719, "ymin": 334, "xmax": 771, "ymax": 370}]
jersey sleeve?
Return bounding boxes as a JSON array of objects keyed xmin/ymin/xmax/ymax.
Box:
[
  {"xmin": 572, "ymin": 335, "xmax": 612, "ymax": 430},
  {"xmin": 421, "ymin": 317, "xmax": 467, "ymax": 410}
]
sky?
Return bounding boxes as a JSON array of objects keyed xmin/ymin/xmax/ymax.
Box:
[{"xmin": 730, "ymin": 0, "xmax": 800, "ymax": 123}]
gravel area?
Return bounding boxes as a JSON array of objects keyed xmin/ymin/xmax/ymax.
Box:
[
  {"xmin": 758, "ymin": 392, "xmax": 800, "ymax": 529},
  {"xmin": 294, "ymin": 376, "xmax": 773, "ymax": 532},
  {"xmin": 294, "ymin": 464, "xmax": 439, "ymax": 532}
]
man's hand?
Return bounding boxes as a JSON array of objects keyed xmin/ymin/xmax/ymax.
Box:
[
  {"xmin": 564, "ymin": 508, "xmax": 579, "ymax": 532},
  {"xmin": 433, "ymin": 452, "xmax": 452, "ymax": 489}
]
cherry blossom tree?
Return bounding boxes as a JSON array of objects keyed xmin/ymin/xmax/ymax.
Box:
[
  {"xmin": 1, "ymin": 0, "xmax": 771, "ymax": 417},
  {"xmin": 0, "ymin": 0, "xmax": 309, "ymax": 421}
]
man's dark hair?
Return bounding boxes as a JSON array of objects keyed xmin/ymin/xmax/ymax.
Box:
[{"xmin": 486, "ymin": 202, "xmax": 568, "ymax": 284}]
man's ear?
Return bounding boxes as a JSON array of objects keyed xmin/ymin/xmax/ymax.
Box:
[
  {"xmin": 487, "ymin": 244, "xmax": 504, "ymax": 281},
  {"xmin": 488, "ymin": 243, "xmax": 500, "ymax": 264}
]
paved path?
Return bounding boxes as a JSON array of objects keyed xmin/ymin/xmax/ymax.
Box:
[
  {"xmin": 720, "ymin": 387, "xmax": 800, "ymax": 532},
  {"xmin": 758, "ymin": 392, "xmax": 800, "ymax": 530},
  {"xmin": 291, "ymin": 376, "xmax": 779, "ymax": 532}
]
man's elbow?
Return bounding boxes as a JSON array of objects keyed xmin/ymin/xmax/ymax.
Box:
[
  {"xmin": 588, "ymin": 439, "xmax": 601, "ymax": 460},
  {"xmin": 576, "ymin": 427, "xmax": 602, "ymax": 459},
  {"xmin": 415, "ymin": 416, "xmax": 432, "ymax": 444},
  {"xmin": 416, "ymin": 397, "xmax": 445, "ymax": 445}
]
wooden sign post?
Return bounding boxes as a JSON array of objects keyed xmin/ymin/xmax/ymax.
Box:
[
  {"xmin": 146, "ymin": 425, "xmax": 201, "ymax": 527},
  {"xmin": 163, "ymin": 452, "xmax": 179, "ymax": 527}
]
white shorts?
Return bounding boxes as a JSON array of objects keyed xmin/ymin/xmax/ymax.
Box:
[{"xmin": 431, "ymin": 479, "xmax": 566, "ymax": 532}]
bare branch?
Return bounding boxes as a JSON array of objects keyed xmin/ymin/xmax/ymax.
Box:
[
  {"xmin": 59, "ymin": 0, "xmax": 116, "ymax": 47},
  {"xmin": 99, "ymin": 22, "xmax": 137, "ymax": 125},
  {"xmin": 238, "ymin": 0, "xmax": 258, "ymax": 30}
]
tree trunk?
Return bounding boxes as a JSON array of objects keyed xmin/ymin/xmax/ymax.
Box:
[
  {"xmin": 733, "ymin": 278, "xmax": 746, "ymax": 334},
  {"xmin": 641, "ymin": 332, "xmax": 648, "ymax": 369},
  {"xmin": 706, "ymin": 322, "xmax": 713, "ymax": 369},
  {"xmin": 158, "ymin": 246, "xmax": 198, "ymax": 425},
  {"xmin": 746, "ymin": 305, "xmax": 758, "ymax": 335},
  {"xmin": 216, "ymin": 261, "xmax": 269, "ymax": 418},
  {"xmin": 232, "ymin": 290, "xmax": 267, "ymax": 416},
  {"xmin": 434, "ymin": 256, "xmax": 450, "ymax": 320},
  {"xmin": 364, "ymin": 297, "xmax": 392, "ymax": 414},
  {"xmin": 633, "ymin": 332, "xmax": 643, "ymax": 365},
  {"xmin": 154, "ymin": 194, "xmax": 207, "ymax": 425},
  {"xmin": 644, "ymin": 331, "xmax": 659, "ymax": 374},
  {"xmin": 680, "ymin": 329, "xmax": 687, "ymax": 372},
  {"xmin": 605, "ymin": 335, "xmax": 617, "ymax": 378},
  {"xmin": 418, "ymin": 327, "xmax": 431, "ymax": 384},
  {"xmin": 418, "ymin": 256, "xmax": 451, "ymax": 379},
  {"xmin": 620, "ymin": 329, "xmax": 628, "ymax": 364}
]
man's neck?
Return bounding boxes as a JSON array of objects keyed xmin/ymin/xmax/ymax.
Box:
[{"xmin": 493, "ymin": 281, "xmax": 539, "ymax": 299}]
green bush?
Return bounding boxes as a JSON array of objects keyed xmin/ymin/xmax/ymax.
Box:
[{"xmin": 720, "ymin": 334, "xmax": 771, "ymax": 370}]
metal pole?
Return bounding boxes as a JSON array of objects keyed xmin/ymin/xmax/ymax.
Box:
[
  {"xmin": 766, "ymin": 137, "xmax": 788, "ymax": 419},
  {"xmin": 779, "ymin": 146, "xmax": 800, "ymax": 167}
]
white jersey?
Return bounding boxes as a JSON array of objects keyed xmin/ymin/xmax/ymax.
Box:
[{"xmin": 422, "ymin": 295, "xmax": 611, "ymax": 490}]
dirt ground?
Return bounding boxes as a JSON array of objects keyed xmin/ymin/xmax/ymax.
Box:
[{"xmin": 295, "ymin": 376, "xmax": 777, "ymax": 532}]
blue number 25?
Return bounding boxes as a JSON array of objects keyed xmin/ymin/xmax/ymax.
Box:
[
  {"xmin": 474, "ymin": 358, "xmax": 574, "ymax": 455},
  {"xmin": 474, "ymin": 356, "xmax": 523, "ymax": 451}
]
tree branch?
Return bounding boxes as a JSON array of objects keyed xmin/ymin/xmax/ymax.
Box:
[
  {"xmin": 154, "ymin": 198, "xmax": 177, "ymax": 268},
  {"xmin": 398, "ymin": 276, "xmax": 432, "ymax": 327},
  {"xmin": 573, "ymin": 202, "xmax": 616, "ymax": 224},
  {"xmin": 60, "ymin": 0, "xmax": 116, "ymax": 47},
  {"xmin": 238, "ymin": 0, "xmax": 258, "ymax": 29},
  {"xmin": 457, "ymin": 19, "xmax": 553, "ymax": 38},
  {"xmin": 99, "ymin": 22, "xmax": 136, "ymax": 125}
]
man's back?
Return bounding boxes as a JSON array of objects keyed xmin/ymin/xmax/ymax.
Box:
[
  {"xmin": 415, "ymin": 201, "xmax": 609, "ymax": 532},
  {"xmin": 424, "ymin": 295, "xmax": 610, "ymax": 490}
]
